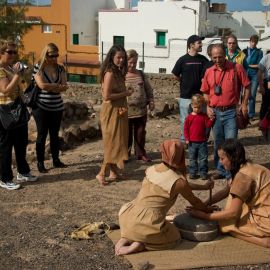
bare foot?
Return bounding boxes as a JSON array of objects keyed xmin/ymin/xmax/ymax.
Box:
[
  {"xmin": 115, "ymin": 238, "xmax": 130, "ymax": 255},
  {"xmin": 116, "ymin": 241, "xmax": 145, "ymax": 255},
  {"xmin": 166, "ymin": 214, "xmax": 176, "ymax": 222},
  {"xmin": 108, "ymin": 171, "xmax": 127, "ymax": 181},
  {"xmin": 96, "ymin": 174, "xmax": 107, "ymax": 186}
]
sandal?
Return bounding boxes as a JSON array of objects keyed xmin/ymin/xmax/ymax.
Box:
[{"xmin": 96, "ymin": 174, "xmax": 107, "ymax": 186}]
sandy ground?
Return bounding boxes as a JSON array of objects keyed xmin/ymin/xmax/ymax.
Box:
[{"xmin": 1, "ymin": 106, "xmax": 270, "ymax": 270}]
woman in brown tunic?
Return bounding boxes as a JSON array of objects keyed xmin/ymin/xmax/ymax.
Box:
[
  {"xmin": 96, "ymin": 45, "xmax": 132, "ymax": 186},
  {"xmin": 115, "ymin": 139, "xmax": 213, "ymax": 255},
  {"xmin": 187, "ymin": 139, "xmax": 270, "ymax": 248}
]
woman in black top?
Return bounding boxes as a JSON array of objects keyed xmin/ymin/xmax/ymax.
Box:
[{"xmin": 33, "ymin": 43, "xmax": 68, "ymax": 173}]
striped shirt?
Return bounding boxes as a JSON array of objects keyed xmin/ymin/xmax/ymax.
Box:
[{"xmin": 35, "ymin": 64, "xmax": 65, "ymax": 111}]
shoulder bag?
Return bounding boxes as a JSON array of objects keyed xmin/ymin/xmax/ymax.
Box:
[
  {"xmin": 0, "ymin": 97, "xmax": 30, "ymax": 130},
  {"xmin": 22, "ymin": 80, "xmax": 39, "ymax": 108}
]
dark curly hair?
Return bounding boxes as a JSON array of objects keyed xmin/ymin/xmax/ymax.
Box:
[
  {"xmin": 100, "ymin": 45, "xmax": 127, "ymax": 83},
  {"xmin": 218, "ymin": 139, "xmax": 247, "ymax": 179}
]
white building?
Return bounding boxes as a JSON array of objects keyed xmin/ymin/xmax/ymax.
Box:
[
  {"xmin": 98, "ymin": 0, "xmax": 270, "ymax": 73},
  {"xmin": 70, "ymin": 0, "xmax": 131, "ymax": 46}
]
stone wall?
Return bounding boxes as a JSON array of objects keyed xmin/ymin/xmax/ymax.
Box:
[{"xmin": 63, "ymin": 73, "xmax": 180, "ymax": 106}]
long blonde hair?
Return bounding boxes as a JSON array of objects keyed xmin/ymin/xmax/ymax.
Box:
[{"xmin": 37, "ymin": 43, "xmax": 59, "ymax": 70}]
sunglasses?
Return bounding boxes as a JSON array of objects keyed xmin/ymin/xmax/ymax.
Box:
[
  {"xmin": 47, "ymin": 53, "xmax": 59, "ymax": 58},
  {"xmin": 5, "ymin": 50, "xmax": 18, "ymax": 55}
]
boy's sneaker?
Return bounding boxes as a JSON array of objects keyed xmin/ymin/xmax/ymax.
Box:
[
  {"xmin": 0, "ymin": 181, "xmax": 21, "ymax": 190},
  {"xmin": 17, "ymin": 173, "xmax": 38, "ymax": 182}
]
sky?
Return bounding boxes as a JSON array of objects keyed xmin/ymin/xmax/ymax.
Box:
[{"xmin": 132, "ymin": 0, "xmax": 270, "ymax": 11}]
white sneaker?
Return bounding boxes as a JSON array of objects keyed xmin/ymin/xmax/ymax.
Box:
[
  {"xmin": 0, "ymin": 181, "xmax": 21, "ymax": 190},
  {"xmin": 17, "ymin": 173, "xmax": 38, "ymax": 182}
]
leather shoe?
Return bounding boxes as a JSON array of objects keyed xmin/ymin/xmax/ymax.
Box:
[
  {"xmin": 53, "ymin": 159, "xmax": 67, "ymax": 168},
  {"xmin": 211, "ymin": 172, "xmax": 224, "ymax": 180},
  {"xmin": 37, "ymin": 162, "xmax": 48, "ymax": 173}
]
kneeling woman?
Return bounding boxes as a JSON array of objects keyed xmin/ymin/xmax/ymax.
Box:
[
  {"xmin": 115, "ymin": 139, "xmax": 213, "ymax": 255},
  {"xmin": 188, "ymin": 139, "xmax": 270, "ymax": 248}
]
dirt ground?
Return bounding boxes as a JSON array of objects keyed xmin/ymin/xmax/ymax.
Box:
[{"xmin": 1, "ymin": 102, "xmax": 270, "ymax": 270}]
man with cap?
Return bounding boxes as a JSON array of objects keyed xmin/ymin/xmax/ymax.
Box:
[{"xmin": 172, "ymin": 35, "xmax": 208, "ymax": 142}]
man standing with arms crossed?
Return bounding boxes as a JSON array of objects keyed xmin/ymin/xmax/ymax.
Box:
[
  {"xmin": 172, "ymin": 35, "xmax": 208, "ymax": 142},
  {"xmin": 201, "ymin": 44, "xmax": 250, "ymax": 180}
]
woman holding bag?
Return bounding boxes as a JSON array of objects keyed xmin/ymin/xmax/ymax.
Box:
[{"xmin": 0, "ymin": 39, "xmax": 37, "ymax": 190}]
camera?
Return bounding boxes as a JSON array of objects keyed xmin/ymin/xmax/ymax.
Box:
[
  {"xmin": 18, "ymin": 62, "xmax": 28, "ymax": 72},
  {"xmin": 214, "ymin": 85, "xmax": 222, "ymax": 96}
]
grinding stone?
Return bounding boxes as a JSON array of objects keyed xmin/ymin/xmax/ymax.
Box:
[{"xmin": 173, "ymin": 213, "xmax": 219, "ymax": 242}]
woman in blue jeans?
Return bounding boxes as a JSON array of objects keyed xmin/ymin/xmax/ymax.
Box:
[{"xmin": 33, "ymin": 43, "xmax": 68, "ymax": 173}]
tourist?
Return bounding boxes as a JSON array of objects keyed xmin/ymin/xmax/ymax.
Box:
[
  {"xmin": 243, "ymin": 35, "xmax": 263, "ymax": 120},
  {"xmin": 172, "ymin": 35, "xmax": 208, "ymax": 142},
  {"xmin": 0, "ymin": 39, "xmax": 37, "ymax": 190},
  {"xmin": 201, "ymin": 44, "xmax": 250, "ymax": 180},
  {"xmin": 33, "ymin": 43, "xmax": 68, "ymax": 173},
  {"xmin": 184, "ymin": 94, "xmax": 214, "ymax": 180}
]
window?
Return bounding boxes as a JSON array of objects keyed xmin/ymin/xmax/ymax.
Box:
[
  {"xmin": 68, "ymin": 74, "xmax": 97, "ymax": 84},
  {"xmin": 155, "ymin": 30, "xmax": 167, "ymax": 47},
  {"xmin": 217, "ymin": 28, "xmax": 231, "ymax": 37},
  {"xmin": 73, "ymin": 34, "xmax": 79, "ymax": 45},
  {"xmin": 159, "ymin": 68, "xmax": 166, "ymax": 74},
  {"xmin": 42, "ymin": 25, "xmax": 52, "ymax": 33},
  {"xmin": 139, "ymin": 61, "xmax": 145, "ymax": 69},
  {"xmin": 113, "ymin": 36, "xmax": 124, "ymax": 47}
]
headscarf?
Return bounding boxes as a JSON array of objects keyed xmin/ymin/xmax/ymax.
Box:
[{"xmin": 160, "ymin": 139, "xmax": 186, "ymax": 173}]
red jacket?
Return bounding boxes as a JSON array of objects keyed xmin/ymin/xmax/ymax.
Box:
[{"xmin": 184, "ymin": 113, "xmax": 214, "ymax": 142}]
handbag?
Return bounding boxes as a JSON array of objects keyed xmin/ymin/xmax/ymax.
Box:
[
  {"xmin": 0, "ymin": 97, "xmax": 30, "ymax": 130},
  {"xmin": 236, "ymin": 107, "xmax": 249, "ymax": 129},
  {"xmin": 22, "ymin": 81, "xmax": 39, "ymax": 108}
]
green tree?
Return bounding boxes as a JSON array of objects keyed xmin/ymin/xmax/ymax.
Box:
[{"xmin": 0, "ymin": 0, "xmax": 32, "ymax": 42}]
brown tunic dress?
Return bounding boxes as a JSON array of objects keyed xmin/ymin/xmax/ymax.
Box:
[
  {"xmin": 220, "ymin": 163, "xmax": 270, "ymax": 238},
  {"xmin": 100, "ymin": 74, "xmax": 128, "ymax": 169},
  {"xmin": 119, "ymin": 165, "xmax": 181, "ymax": 250}
]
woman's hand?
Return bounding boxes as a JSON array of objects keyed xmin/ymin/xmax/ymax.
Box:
[
  {"xmin": 126, "ymin": 87, "xmax": 134, "ymax": 97},
  {"xmin": 12, "ymin": 62, "xmax": 23, "ymax": 75},
  {"xmin": 202, "ymin": 179, "xmax": 214, "ymax": 190},
  {"xmin": 149, "ymin": 101, "xmax": 155, "ymax": 111},
  {"xmin": 58, "ymin": 84, "xmax": 68, "ymax": 92},
  {"xmin": 186, "ymin": 206, "xmax": 208, "ymax": 219}
]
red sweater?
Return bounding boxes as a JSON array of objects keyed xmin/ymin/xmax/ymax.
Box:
[{"xmin": 184, "ymin": 113, "xmax": 214, "ymax": 142}]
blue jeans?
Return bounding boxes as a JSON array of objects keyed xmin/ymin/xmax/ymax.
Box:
[
  {"xmin": 179, "ymin": 98, "xmax": 191, "ymax": 142},
  {"xmin": 212, "ymin": 108, "xmax": 238, "ymax": 179},
  {"xmin": 188, "ymin": 142, "xmax": 208, "ymax": 176},
  {"xmin": 248, "ymin": 74, "xmax": 259, "ymax": 118}
]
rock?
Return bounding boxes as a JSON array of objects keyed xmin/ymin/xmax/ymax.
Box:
[
  {"xmin": 173, "ymin": 213, "xmax": 218, "ymax": 242},
  {"xmin": 108, "ymin": 223, "xmax": 120, "ymax": 230},
  {"xmin": 137, "ymin": 261, "xmax": 150, "ymax": 270}
]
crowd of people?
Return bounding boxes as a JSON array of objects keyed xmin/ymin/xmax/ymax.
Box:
[{"xmin": 0, "ymin": 34, "xmax": 270, "ymax": 253}]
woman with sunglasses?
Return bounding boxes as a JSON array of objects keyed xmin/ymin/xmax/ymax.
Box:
[
  {"xmin": 33, "ymin": 43, "xmax": 68, "ymax": 173},
  {"xmin": 0, "ymin": 39, "xmax": 37, "ymax": 190}
]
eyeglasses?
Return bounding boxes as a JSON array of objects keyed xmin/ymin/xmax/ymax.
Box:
[
  {"xmin": 228, "ymin": 42, "xmax": 236, "ymax": 45},
  {"xmin": 5, "ymin": 50, "xmax": 18, "ymax": 55},
  {"xmin": 47, "ymin": 53, "xmax": 59, "ymax": 58}
]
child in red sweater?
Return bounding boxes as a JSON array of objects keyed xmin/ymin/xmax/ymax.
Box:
[{"xmin": 184, "ymin": 94, "xmax": 214, "ymax": 180}]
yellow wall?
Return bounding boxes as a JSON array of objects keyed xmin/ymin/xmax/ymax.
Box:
[{"xmin": 22, "ymin": 0, "xmax": 100, "ymax": 76}]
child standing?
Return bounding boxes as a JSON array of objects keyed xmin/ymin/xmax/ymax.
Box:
[{"xmin": 184, "ymin": 94, "xmax": 214, "ymax": 180}]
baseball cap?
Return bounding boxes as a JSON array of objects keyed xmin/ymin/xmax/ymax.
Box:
[{"xmin": 187, "ymin": 35, "xmax": 205, "ymax": 47}]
